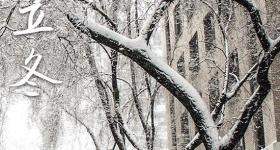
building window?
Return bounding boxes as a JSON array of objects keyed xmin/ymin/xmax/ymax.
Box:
[
  {"xmin": 174, "ymin": 3, "xmax": 183, "ymax": 39},
  {"xmin": 208, "ymin": 71, "xmax": 220, "ymax": 111},
  {"xmin": 228, "ymin": 49, "xmax": 239, "ymax": 90},
  {"xmin": 177, "ymin": 52, "xmax": 185, "ymax": 77},
  {"xmin": 204, "ymin": 12, "xmax": 215, "ymax": 53},
  {"xmin": 189, "ymin": 32, "xmax": 200, "ymax": 73},
  {"xmin": 165, "ymin": 13, "xmax": 172, "ymax": 64},
  {"xmin": 169, "ymin": 96, "xmax": 177, "ymax": 147},
  {"xmin": 180, "ymin": 110, "xmax": 190, "ymax": 149}
]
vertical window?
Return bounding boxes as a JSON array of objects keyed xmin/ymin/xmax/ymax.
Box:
[
  {"xmin": 208, "ymin": 71, "xmax": 220, "ymax": 111},
  {"xmin": 170, "ymin": 96, "xmax": 177, "ymax": 147},
  {"xmin": 247, "ymin": 24, "xmax": 258, "ymax": 92},
  {"xmin": 204, "ymin": 12, "xmax": 215, "ymax": 53},
  {"xmin": 180, "ymin": 110, "xmax": 190, "ymax": 149},
  {"xmin": 189, "ymin": 32, "xmax": 200, "ymax": 73},
  {"xmin": 177, "ymin": 52, "xmax": 185, "ymax": 77},
  {"xmin": 165, "ymin": 14, "xmax": 172, "ymax": 63},
  {"xmin": 174, "ymin": 3, "xmax": 182, "ymax": 39},
  {"xmin": 228, "ymin": 49, "xmax": 239, "ymax": 90}
]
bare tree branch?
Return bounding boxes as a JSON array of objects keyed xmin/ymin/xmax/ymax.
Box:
[
  {"xmin": 140, "ymin": 0, "xmax": 173, "ymax": 44},
  {"xmin": 226, "ymin": 63, "xmax": 258, "ymax": 98},
  {"xmin": 75, "ymin": 0, "xmax": 117, "ymax": 31},
  {"xmin": 85, "ymin": 45, "xmax": 126, "ymax": 150},
  {"xmin": 67, "ymin": 13, "xmax": 220, "ymax": 149},
  {"xmin": 233, "ymin": 0, "xmax": 271, "ymax": 50},
  {"xmin": 0, "ymin": 1, "xmax": 18, "ymax": 38},
  {"xmin": 220, "ymin": 22, "xmax": 280, "ymax": 150},
  {"xmin": 121, "ymin": 123, "xmax": 143, "ymax": 150},
  {"xmin": 63, "ymin": 108, "xmax": 101, "ymax": 150},
  {"xmin": 186, "ymin": 61, "xmax": 259, "ymax": 149},
  {"xmin": 64, "ymin": 0, "xmax": 280, "ymax": 149}
]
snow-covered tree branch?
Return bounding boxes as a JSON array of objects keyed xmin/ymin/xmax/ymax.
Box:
[
  {"xmin": 67, "ymin": 1, "xmax": 221, "ymax": 149},
  {"xmin": 64, "ymin": 0, "xmax": 280, "ymax": 149},
  {"xmin": 1, "ymin": 0, "xmax": 280, "ymax": 149}
]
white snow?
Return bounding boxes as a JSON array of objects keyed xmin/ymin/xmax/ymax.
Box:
[{"xmin": 2, "ymin": 97, "xmax": 42, "ymax": 150}]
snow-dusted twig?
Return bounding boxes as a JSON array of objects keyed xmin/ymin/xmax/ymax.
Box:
[
  {"xmin": 126, "ymin": 2, "xmax": 153, "ymax": 148},
  {"xmin": 274, "ymin": 36, "xmax": 280, "ymax": 46},
  {"xmin": 220, "ymin": 46, "xmax": 279, "ymax": 149},
  {"xmin": 218, "ymin": 0, "xmax": 280, "ymax": 145},
  {"xmin": 63, "ymin": 108, "xmax": 101, "ymax": 150},
  {"xmin": 220, "ymin": 52, "xmax": 273, "ymax": 149},
  {"xmin": 140, "ymin": 0, "xmax": 173, "ymax": 44},
  {"xmin": 219, "ymin": 0, "xmax": 280, "ymax": 147},
  {"xmin": 185, "ymin": 62, "xmax": 259, "ymax": 149},
  {"xmin": 121, "ymin": 123, "xmax": 143, "ymax": 150},
  {"xmin": 226, "ymin": 63, "xmax": 258, "ymax": 98},
  {"xmin": 199, "ymin": 0, "xmax": 231, "ymax": 97},
  {"xmin": 0, "ymin": 1, "xmax": 18, "ymax": 38},
  {"xmin": 234, "ymin": 0, "xmax": 271, "ymax": 51},
  {"xmin": 222, "ymin": 38, "xmax": 230, "ymax": 94},
  {"xmin": 85, "ymin": 45, "xmax": 126, "ymax": 150},
  {"xmin": 75, "ymin": 0, "xmax": 117, "ymax": 31},
  {"xmin": 229, "ymin": 73, "xmax": 239, "ymax": 83}
]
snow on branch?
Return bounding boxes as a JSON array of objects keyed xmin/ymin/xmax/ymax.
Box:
[
  {"xmin": 185, "ymin": 133, "xmax": 201, "ymax": 150},
  {"xmin": 234, "ymin": 0, "xmax": 272, "ymax": 50},
  {"xmin": 220, "ymin": 85, "xmax": 270, "ymax": 149},
  {"xmin": 216, "ymin": 0, "xmax": 280, "ymax": 145},
  {"xmin": 187, "ymin": 38, "xmax": 279, "ymax": 150},
  {"xmin": 185, "ymin": 61, "xmax": 259, "ymax": 149},
  {"xmin": 85, "ymin": 45, "xmax": 126, "ymax": 149},
  {"xmin": 220, "ymin": 41, "xmax": 280, "ymax": 149},
  {"xmin": 67, "ymin": 11, "xmax": 220, "ymax": 149},
  {"xmin": 67, "ymin": 0, "xmax": 280, "ymax": 149},
  {"xmin": 140, "ymin": 0, "xmax": 173, "ymax": 43},
  {"xmin": 274, "ymin": 36, "xmax": 280, "ymax": 46},
  {"xmin": 85, "ymin": 46, "xmax": 144, "ymax": 150},
  {"xmin": 272, "ymin": 37, "xmax": 280, "ymax": 54},
  {"xmin": 67, "ymin": 14, "xmax": 136, "ymax": 51},
  {"xmin": 75, "ymin": 0, "xmax": 117, "ymax": 30},
  {"xmin": 226, "ymin": 63, "xmax": 258, "ymax": 98}
]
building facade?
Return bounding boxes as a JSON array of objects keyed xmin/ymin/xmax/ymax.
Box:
[{"xmin": 163, "ymin": 0, "xmax": 280, "ymax": 149}]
